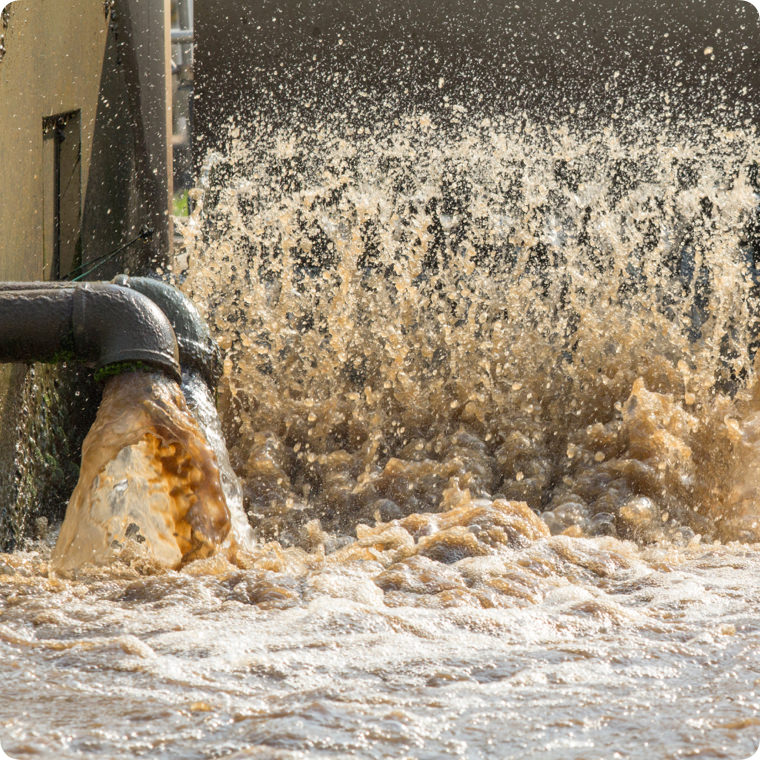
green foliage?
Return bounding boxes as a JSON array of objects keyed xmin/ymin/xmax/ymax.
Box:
[
  {"xmin": 0, "ymin": 364, "xmax": 96, "ymax": 550},
  {"xmin": 173, "ymin": 190, "xmax": 190, "ymax": 217},
  {"xmin": 94, "ymin": 361, "xmax": 155, "ymax": 383}
]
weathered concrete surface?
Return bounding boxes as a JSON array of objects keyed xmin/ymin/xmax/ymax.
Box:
[
  {"xmin": 0, "ymin": 0, "xmax": 173, "ymax": 279},
  {"xmin": 83, "ymin": 0, "xmax": 174, "ymax": 277},
  {"xmin": 0, "ymin": 0, "xmax": 172, "ymax": 547},
  {"xmin": 0, "ymin": 0, "xmax": 106, "ymax": 280}
]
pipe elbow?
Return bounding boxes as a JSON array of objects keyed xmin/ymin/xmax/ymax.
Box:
[
  {"xmin": 112, "ymin": 276, "xmax": 223, "ymax": 389},
  {"xmin": 0, "ymin": 283, "xmax": 181, "ymax": 382},
  {"xmin": 73, "ymin": 284, "xmax": 181, "ymax": 381}
]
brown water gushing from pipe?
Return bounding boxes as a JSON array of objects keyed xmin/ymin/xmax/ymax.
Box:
[
  {"xmin": 51, "ymin": 372, "xmax": 230, "ymax": 573},
  {"xmin": 5, "ymin": 113, "xmax": 760, "ymax": 760},
  {"xmin": 46, "ymin": 114, "xmax": 760, "ymax": 572}
]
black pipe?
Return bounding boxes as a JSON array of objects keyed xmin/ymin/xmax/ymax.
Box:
[
  {"xmin": 0, "ymin": 277, "xmax": 223, "ymax": 388},
  {"xmin": 0, "ymin": 283, "xmax": 181, "ymax": 381},
  {"xmin": 112, "ymin": 276, "xmax": 223, "ymax": 390}
]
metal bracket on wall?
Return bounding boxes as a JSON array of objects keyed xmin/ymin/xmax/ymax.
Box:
[{"xmin": 42, "ymin": 111, "xmax": 82, "ymax": 281}]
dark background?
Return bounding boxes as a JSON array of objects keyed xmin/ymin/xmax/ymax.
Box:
[{"xmin": 195, "ymin": 0, "xmax": 760, "ymax": 158}]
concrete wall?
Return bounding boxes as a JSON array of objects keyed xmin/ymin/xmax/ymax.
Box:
[
  {"xmin": 0, "ymin": 0, "xmax": 173, "ymax": 281},
  {"xmin": 0, "ymin": 0, "xmax": 106, "ymax": 281},
  {"xmin": 0, "ymin": 0, "xmax": 172, "ymax": 547}
]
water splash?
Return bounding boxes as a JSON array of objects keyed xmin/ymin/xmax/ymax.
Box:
[
  {"xmin": 180, "ymin": 369, "xmax": 257, "ymax": 559},
  {"xmin": 179, "ymin": 112, "xmax": 760, "ymax": 548},
  {"xmin": 4, "ymin": 113, "xmax": 760, "ymax": 758}
]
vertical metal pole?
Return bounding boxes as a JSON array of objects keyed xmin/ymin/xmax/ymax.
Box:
[{"xmin": 52, "ymin": 121, "xmax": 62, "ymax": 281}]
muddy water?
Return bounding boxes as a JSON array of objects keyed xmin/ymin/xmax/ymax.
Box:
[
  {"xmin": 2, "ymin": 531, "xmax": 760, "ymax": 758},
  {"xmin": 3, "ymin": 116, "xmax": 760, "ymax": 758},
  {"xmin": 51, "ymin": 371, "xmax": 232, "ymax": 574}
]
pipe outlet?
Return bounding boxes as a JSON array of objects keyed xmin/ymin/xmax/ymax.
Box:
[
  {"xmin": 0, "ymin": 283, "xmax": 181, "ymax": 381},
  {"xmin": 112, "ymin": 275, "xmax": 223, "ymax": 390}
]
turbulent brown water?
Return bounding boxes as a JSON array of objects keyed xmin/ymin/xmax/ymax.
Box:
[
  {"xmin": 51, "ymin": 372, "xmax": 233, "ymax": 574},
  {"xmin": 2, "ymin": 115, "xmax": 760, "ymax": 758},
  {"xmin": 182, "ymin": 114, "xmax": 760, "ymax": 548}
]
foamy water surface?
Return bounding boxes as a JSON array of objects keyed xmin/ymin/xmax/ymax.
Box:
[{"xmin": 2, "ymin": 114, "xmax": 760, "ymax": 758}]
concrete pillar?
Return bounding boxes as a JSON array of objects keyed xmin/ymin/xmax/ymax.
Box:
[{"xmin": 0, "ymin": 0, "xmax": 173, "ymax": 548}]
